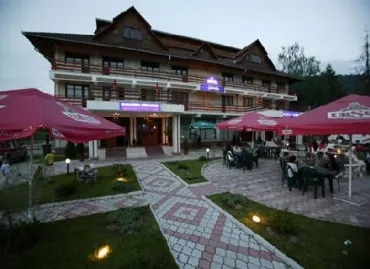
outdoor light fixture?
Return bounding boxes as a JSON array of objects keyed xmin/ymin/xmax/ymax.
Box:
[
  {"xmin": 334, "ymin": 155, "xmax": 337, "ymax": 158},
  {"xmin": 65, "ymin": 158, "xmax": 71, "ymax": 174},
  {"xmin": 206, "ymin": 148, "xmax": 210, "ymax": 159},
  {"xmin": 337, "ymin": 149, "xmax": 341, "ymax": 154},
  {"xmin": 94, "ymin": 245, "xmax": 111, "ymax": 260},
  {"xmin": 252, "ymin": 215, "xmax": 261, "ymax": 223},
  {"xmin": 116, "ymin": 177, "xmax": 127, "ymax": 182}
]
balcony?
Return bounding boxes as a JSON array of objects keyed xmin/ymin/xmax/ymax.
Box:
[
  {"xmin": 51, "ymin": 61, "xmax": 294, "ymax": 99},
  {"xmin": 56, "ymin": 88, "xmax": 263, "ymax": 115}
]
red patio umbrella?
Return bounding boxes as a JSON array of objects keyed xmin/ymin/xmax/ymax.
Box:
[
  {"xmin": 216, "ymin": 111, "xmax": 279, "ymax": 131},
  {"xmin": 276, "ymin": 94, "xmax": 370, "ymax": 135},
  {"xmin": 0, "ymin": 88, "xmax": 125, "ymax": 142},
  {"xmin": 276, "ymin": 94, "xmax": 370, "ymax": 201}
]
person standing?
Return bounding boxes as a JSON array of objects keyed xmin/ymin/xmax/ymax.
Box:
[{"xmin": 1, "ymin": 158, "xmax": 10, "ymax": 186}]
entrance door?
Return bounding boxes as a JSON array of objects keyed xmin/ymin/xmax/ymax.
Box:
[{"xmin": 137, "ymin": 118, "xmax": 162, "ymax": 146}]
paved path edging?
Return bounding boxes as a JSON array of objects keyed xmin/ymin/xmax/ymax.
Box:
[
  {"xmin": 159, "ymin": 163, "xmax": 189, "ymax": 187},
  {"xmin": 149, "ymin": 204, "xmax": 182, "ymax": 269},
  {"xmin": 202, "ymin": 195, "xmax": 304, "ymax": 269}
]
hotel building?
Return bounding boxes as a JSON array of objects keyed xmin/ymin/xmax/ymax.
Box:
[{"xmin": 23, "ymin": 6, "xmax": 301, "ymax": 158}]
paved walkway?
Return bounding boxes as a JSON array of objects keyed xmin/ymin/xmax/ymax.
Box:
[
  {"xmin": 14, "ymin": 158, "xmax": 295, "ymax": 269},
  {"xmin": 203, "ymin": 159, "xmax": 370, "ymax": 227}
]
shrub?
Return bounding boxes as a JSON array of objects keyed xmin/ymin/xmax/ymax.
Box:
[
  {"xmin": 198, "ymin": 155, "xmax": 207, "ymax": 162},
  {"xmin": 223, "ymin": 194, "xmax": 249, "ymax": 209},
  {"xmin": 64, "ymin": 141, "xmax": 76, "ymax": 159},
  {"xmin": 76, "ymin": 143, "xmax": 85, "ymax": 159},
  {"xmin": 183, "ymin": 139, "xmax": 189, "ymax": 154},
  {"xmin": 54, "ymin": 182, "xmax": 77, "ymax": 198},
  {"xmin": 107, "ymin": 208, "xmax": 143, "ymax": 235},
  {"xmin": 112, "ymin": 164, "xmax": 127, "ymax": 178},
  {"xmin": 178, "ymin": 163, "xmax": 189, "ymax": 170},
  {"xmin": 268, "ymin": 210, "xmax": 299, "ymax": 235},
  {"xmin": 111, "ymin": 181, "xmax": 132, "ymax": 193},
  {"xmin": 0, "ymin": 210, "xmax": 40, "ymax": 254}
]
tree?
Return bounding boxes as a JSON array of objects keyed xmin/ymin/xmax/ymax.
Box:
[
  {"xmin": 355, "ymin": 30, "xmax": 370, "ymax": 95},
  {"xmin": 320, "ymin": 64, "xmax": 346, "ymax": 103},
  {"xmin": 278, "ymin": 42, "xmax": 321, "ymax": 77}
]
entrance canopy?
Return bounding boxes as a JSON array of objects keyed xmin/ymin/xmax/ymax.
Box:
[
  {"xmin": 277, "ymin": 94, "xmax": 370, "ymax": 135},
  {"xmin": 190, "ymin": 121, "xmax": 215, "ymax": 129},
  {"xmin": 216, "ymin": 112, "xmax": 279, "ymax": 131},
  {"xmin": 0, "ymin": 88, "xmax": 125, "ymax": 143}
]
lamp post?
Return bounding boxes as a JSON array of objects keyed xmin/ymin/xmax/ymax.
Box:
[
  {"xmin": 65, "ymin": 158, "xmax": 71, "ymax": 174},
  {"xmin": 206, "ymin": 148, "xmax": 210, "ymax": 159}
]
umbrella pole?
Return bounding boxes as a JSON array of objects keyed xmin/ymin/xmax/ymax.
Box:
[
  {"xmin": 28, "ymin": 135, "xmax": 34, "ymax": 220},
  {"xmin": 348, "ymin": 135, "xmax": 353, "ymax": 199}
]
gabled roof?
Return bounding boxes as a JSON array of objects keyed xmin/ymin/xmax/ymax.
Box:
[
  {"xmin": 94, "ymin": 18, "xmax": 111, "ymax": 34},
  {"xmin": 191, "ymin": 43, "xmax": 218, "ymax": 60},
  {"xmin": 234, "ymin": 39, "xmax": 276, "ymax": 70},
  {"xmin": 93, "ymin": 6, "xmax": 168, "ymax": 51}
]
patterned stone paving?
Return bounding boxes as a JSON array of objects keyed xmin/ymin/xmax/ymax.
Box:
[
  {"xmin": 203, "ymin": 159, "xmax": 370, "ymax": 227},
  {"xmin": 10, "ymin": 157, "xmax": 298, "ymax": 269}
]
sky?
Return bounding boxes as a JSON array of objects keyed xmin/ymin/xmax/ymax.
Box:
[{"xmin": 0, "ymin": 0, "xmax": 369, "ymax": 94}]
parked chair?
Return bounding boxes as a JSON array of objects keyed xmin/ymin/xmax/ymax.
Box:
[
  {"xmin": 335, "ymin": 162, "xmax": 345, "ymax": 191},
  {"xmin": 241, "ymin": 151, "xmax": 253, "ymax": 172},
  {"xmin": 301, "ymin": 167, "xmax": 324, "ymax": 199},
  {"xmin": 279, "ymin": 158, "xmax": 287, "ymax": 182}
]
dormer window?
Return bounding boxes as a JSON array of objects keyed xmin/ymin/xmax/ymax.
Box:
[
  {"xmin": 251, "ymin": 54, "xmax": 262, "ymax": 64},
  {"xmin": 123, "ymin": 27, "xmax": 142, "ymax": 40}
]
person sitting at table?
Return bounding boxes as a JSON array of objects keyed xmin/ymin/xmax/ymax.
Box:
[
  {"xmin": 233, "ymin": 145, "xmax": 242, "ymax": 154},
  {"xmin": 282, "ymin": 152, "xmax": 290, "ymax": 162},
  {"xmin": 286, "ymin": 155, "xmax": 299, "ymax": 191}
]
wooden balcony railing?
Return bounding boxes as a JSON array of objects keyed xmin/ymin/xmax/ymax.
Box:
[
  {"xmin": 56, "ymin": 89, "xmax": 263, "ymax": 113},
  {"xmin": 53, "ymin": 61, "xmax": 290, "ymax": 95}
]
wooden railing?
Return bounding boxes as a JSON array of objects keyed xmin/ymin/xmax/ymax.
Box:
[
  {"xmin": 53, "ymin": 61, "xmax": 290, "ymax": 95},
  {"xmin": 56, "ymin": 89, "xmax": 263, "ymax": 113}
]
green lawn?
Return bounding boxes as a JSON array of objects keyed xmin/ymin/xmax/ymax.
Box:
[
  {"xmin": 0, "ymin": 165, "xmax": 141, "ymax": 212},
  {"xmin": 1, "ymin": 207, "xmax": 178, "ymax": 269},
  {"xmin": 162, "ymin": 158, "xmax": 215, "ymax": 184},
  {"xmin": 33, "ymin": 155, "xmax": 88, "ymax": 164},
  {"xmin": 209, "ymin": 192, "xmax": 370, "ymax": 269}
]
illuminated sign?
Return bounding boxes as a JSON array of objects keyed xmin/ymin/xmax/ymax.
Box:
[
  {"xmin": 200, "ymin": 76, "xmax": 224, "ymax": 93},
  {"xmin": 119, "ymin": 102, "xmax": 161, "ymax": 112}
]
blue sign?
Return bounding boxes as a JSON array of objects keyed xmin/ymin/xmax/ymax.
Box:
[{"xmin": 200, "ymin": 76, "xmax": 224, "ymax": 93}]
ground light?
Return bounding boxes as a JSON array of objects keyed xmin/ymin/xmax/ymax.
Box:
[
  {"xmin": 94, "ymin": 245, "xmax": 111, "ymax": 260},
  {"xmin": 116, "ymin": 177, "xmax": 128, "ymax": 182},
  {"xmin": 65, "ymin": 158, "xmax": 71, "ymax": 174},
  {"xmin": 252, "ymin": 215, "xmax": 261, "ymax": 223},
  {"xmin": 206, "ymin": 148, "xmax": 210, "ymax": 159}
]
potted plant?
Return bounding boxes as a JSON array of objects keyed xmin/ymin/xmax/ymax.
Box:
[
  {"xmin": 42, "ymin": 134, "xmax": 52, "ymax": 156},
  {"xmin": 76, "ymin": 143, "xmax": 85, "ymax": 162},
  {"xmin": 183, "ymin": 139, "xmax": 189, "ymax": 155}
]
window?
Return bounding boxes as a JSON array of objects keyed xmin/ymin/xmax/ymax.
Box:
[
  {"xmin": 117, "ymin": 88, "xmax": 125, "ymax": 100},
  {"xmin": 242, "ymin": 76, "xmax": 254, "ymax": 84},
  {"xmin": 65, "ymin": 54, "xmax": 89, "ymax": 65},
  {"xmin": 141, "ymin": 89, "xmax": 157, "ymax": 101},
  {"xmin": 263, "ymin": 100, "xmax": 272, "ymax": 109},
  {"xmin": 172, "ymin": 91, "xmax": 188, "ymax": 103},
  {"xmin": 251, "ymin": 54, "xmax": 262, "ymax": 64},
  {"xmin": 103, "ymin": 58, "xmax": 124, "ymax": 69},
  {"xmin": 65, "ymin": 84, "xmax": 89, "ymax": 99},
  {"xmin": 102, "ymin": 87, "xmax": 124, "ymax": 101},
  {"xmin": 224, "ymin": 96, "xmax": 233, "ymax": 106},
  {"xmin": 222, "ymin": 72, "xmax": 234, "ymax": 82},
  {"xmin": 276, "ymin": 82, "xmax": 285, "ymax": 93},
  {"xmin": 123, "ymin": 27, "xmax": 142, "ymax": 40},
  {"xmin": 243, "ymin": 97, "xmax": 253, "ymax": 107},
  {"xmin": 171, "ymin": 66, "xmax": 188, "ymax": 76},
  {"xmin": 262, "ymin": 80, "xmax": 271, "ymax": 92},
  {"xmin": 141, "ymin": 61, "xmax": 160, "ymax": 72}
]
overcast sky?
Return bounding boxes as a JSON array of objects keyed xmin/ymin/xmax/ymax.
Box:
[{"xmin": 0, "ymin": 0, "xmax": 369, "ymax": 94}]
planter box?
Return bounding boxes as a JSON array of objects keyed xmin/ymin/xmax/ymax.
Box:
[{"xmin": 97, "ymin": 148, "xmax": 106, "ymax": 160}]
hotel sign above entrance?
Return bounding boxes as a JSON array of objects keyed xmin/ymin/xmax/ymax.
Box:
[
  {"xmin": 119, "ymin": 102, "xmax": 161, "ymax": 112},
  {"xmin": 200, "ymin": 76, "xmax": 225, "ymax": 93}
]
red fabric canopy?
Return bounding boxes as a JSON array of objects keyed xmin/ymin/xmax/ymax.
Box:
[
  {"xmin": 0, "ymin": 88, "xmax": 125, "ymax": 142},
  {"xmin": 216, "ymin": 112, "xmax": 279, "ymax": 131},
  {"xmin": 277, "ymin": 94, "xmax": 370, "ymax": 135}
]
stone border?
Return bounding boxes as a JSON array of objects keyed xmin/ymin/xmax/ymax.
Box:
[
  {"xmin": 149, "ymin": 204, "xmax": 181, "ymax": 269},
  {"xmin": 202, "ymin": 195, "xmax": 303, "ymax": 269},
  {"xmin": 35, "ymin": 190, "xmax": 144, "ymax": 210}
]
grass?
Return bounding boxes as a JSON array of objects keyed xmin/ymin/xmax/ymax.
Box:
[
  {"xmin": 162, "ymin": 158, "xmax": 216, "ymax": 184},
  {"xmin": 209, "ymin": 192, "xmax": 370, "ymax": 269},
  {"xmin": 32, "ymin": 155, "xmax": 88, "ymax": 164},
  {"xmin": 0, "ymin": 165, "xmax": 141, "ymax": 212},
  {"xmin": 1, "ymin": 207, "xmax": 178, "ymax": 269}
]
